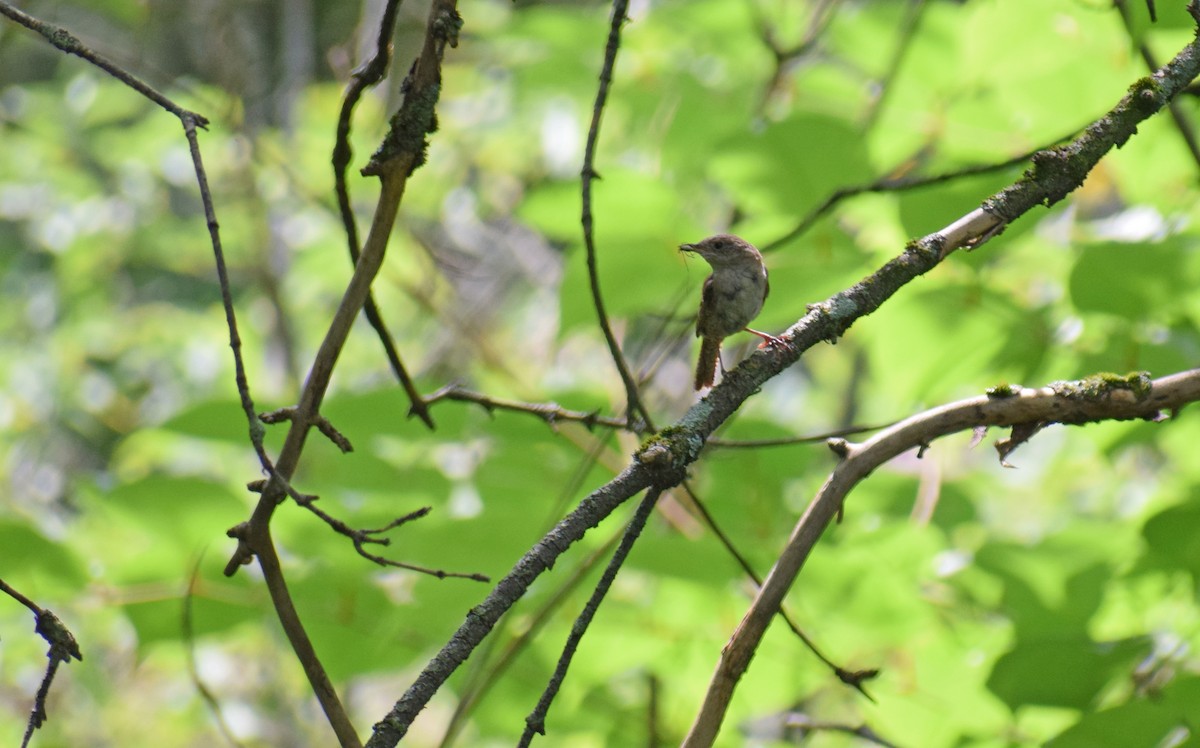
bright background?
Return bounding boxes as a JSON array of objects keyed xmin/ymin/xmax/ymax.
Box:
[{"xmin": 2, "ymin": 0, "xmax": 1200, "ymax": 745}]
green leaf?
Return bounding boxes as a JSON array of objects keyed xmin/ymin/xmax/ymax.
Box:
[
  {"xmin": 1045, "ymin": 676, "xmax": 1200, "ymax": 747},
  {"xmin": 711, "ymin": 113, "xmax": 872, "ymax": 221},
  {"xmin": 1069, "ymin": 239, "xmax": 1190, "ymax": 320},
  {"xmin": 0, "ymin": 521, "xmax": 86, "ymax": 588},
  {"xmin": 1138, "ymin": 497, "xmax": 1200, "ymax": 583},
  {"xmin": 988, "ymin": 636, "xmax": 1147, "ymax": 711}
]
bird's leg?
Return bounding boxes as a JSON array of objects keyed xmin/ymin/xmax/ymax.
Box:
[{"xmin": 745, "ymin": 327, "xmax": 787, "ymax": 349}]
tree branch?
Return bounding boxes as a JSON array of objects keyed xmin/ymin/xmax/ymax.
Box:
[
  {"xmin": 221, "ymin": 2, "xmax": 463, "ymax": 745},
  {"xmin": 364, "ymin": 14, "xmax": 1200, "ymax": 742},
  {"xmin": 331, "ymin": 0, "xmax": 435, "ymax": 429},
  {"xmin": 580, "ymin": 0, "xmax": 656, "ymax": 432},
  {"xmin": 0, "ymin": 578, "xmax": 82, "ymax": 748},
  {"xmin": 366, "ymin": 465, "xmax": 657, "ymax": 747},
  {"xmin": 518, "ymin": 488, "xmax": 662, "ymax": 745},
  {"xmin": 682, "ymin": 369, "xmax": 1200, "ymax": 746}
]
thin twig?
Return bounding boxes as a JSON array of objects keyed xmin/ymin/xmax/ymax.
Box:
[
  {"xmin": 182, "ymin": 558, "xmax": 247, "ymax": 748},
  {"xmin": 678, "ymin": 482, "xmax": 878, "ymax": 699},
  {"xmin": 518, "ymin": 488, "xmax": 662, "ymax": 745},
  {"xmin": 424, "ymin": 383, "xmax": 633, "ymax": 431},
  {"xmin": 332, "ymin": 0, "xmax": 435, "ymax": 429},
  {"xmin": 276, "ymin": 491, "xmax": 488, "ymax": 580},
  {"xmin": 0, "ymin": 578, "xmax": 82, "ymax": 748},
  {"xmin": 859, "ymin": 0, "xmax": 927, "ymax": 133},
  {"xmin": 0, "ymin": 2, "xmax": 208, "ymax": 126},
  {"xmin": 580, "ymin": 0, "xmax": 656, "ymax": 432},
  {"xmin": 181, "ymin": 119, "xmax": 282, "ymax": 484},
  {"xmin": 762, "ymin": 130, "xmax": 1078, "ymax": 253}
]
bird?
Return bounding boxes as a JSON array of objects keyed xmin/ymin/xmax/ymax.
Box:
[{"xmin": 679, "ymin": 234, "xmax": 780, "ymax": 390}]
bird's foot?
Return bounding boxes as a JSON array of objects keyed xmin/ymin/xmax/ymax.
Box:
[{"xmin": 746, "ymin": 327, "xmax": 788, "ymax": 349}]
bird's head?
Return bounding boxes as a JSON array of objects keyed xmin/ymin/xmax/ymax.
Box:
[{"xmin": 679, "ymin": 234, "xmax": 761, "ymax": 268}]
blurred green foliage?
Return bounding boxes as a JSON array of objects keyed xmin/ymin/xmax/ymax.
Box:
[{"xmin": 2, "ymin": 0, "xmax": 1200, "ymax": 746}]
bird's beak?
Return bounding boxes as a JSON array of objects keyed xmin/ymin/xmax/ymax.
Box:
[{"xmin": 679, "ymin": 243, "xmax": 696, "ymax": 253}]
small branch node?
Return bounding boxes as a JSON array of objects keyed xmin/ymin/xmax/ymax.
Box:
[
  {"xmin": 314, "ymin": 415, "xmax": 354, "ymax": 453},
  {"xmin": 259, "ymin": 407, "xmax": 297, "ymax": 424}
]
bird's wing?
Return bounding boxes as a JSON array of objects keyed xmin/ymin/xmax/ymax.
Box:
[{"xmin": 697, "ymin": 274, "xmax": 716, "ymax": 337}]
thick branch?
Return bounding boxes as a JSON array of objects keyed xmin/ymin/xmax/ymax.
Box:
[
  {"xmin": 221, "ymin": 2, "xmax": 461, "ymax": 746},
  {"xmin": 682, "ymin": 370, "xmax": 1200, "ymax": 746},
  {"xmin": 332, "ymin": 0, "xmax": 436, "ymax": 429}
]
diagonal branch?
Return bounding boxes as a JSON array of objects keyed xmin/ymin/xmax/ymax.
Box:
[
  {"xmin": 762, "ymin": 130, "xmax": 1078, "ymax": 253},
  {"xmin": 366, "ymin": 466, "xmax": 657, "ymax": 747},
  {"xmin": 517, "ymin": 488, "xmax": 662, "ymax": 745},
  {"xmin": 1113, "ymin": 0, "xmax": 1200, "ymax": 172},
  {"xmin": 0, "ymin": 2, "xmax": 208, "ymax": 126},
  {"xmin": 364, "ymin": 12, "xmax": 1200, "ymax": 744},
  {"xmin": 682, "ymin": 369, "xmax": 1200, "ymax": 746}
]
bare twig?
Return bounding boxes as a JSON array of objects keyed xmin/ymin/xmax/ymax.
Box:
[
  {"xmin": 182, "ymin": 558, "xmax": 247, "ymax": 748},
  {"xmin": 682, "ymin": 370, "xmax": 1200, "ymax": 746},
  {"xmin": 580, "ymin": 0, "xmax": 656, "ymax": 432},
  {"xmin": 0, "ymin": 578, "xmax": 82, "ymax": 748},
  {"xmin": 0, "ymin": 2, "xmax": 208, "ymax": 126},
  {"xmin": 763, "ymin": 131, "xmax": 1077, "ymax": 253},
  {"xmin": 351, "ymin": 508, "xmax": 488, "ymax": 581},
  {"xmin": 331, "ymin": 0, "xmax": 435, "ymax": 429},
  {"xmin": 424, "ymin": 383, "xmax": 632, "ymax": 431},
  {"xmin": 518, "ymin": 488, "xmax": 662, "ymax": 745},
  {"xmin": 859, "ymin": 0, "xmax": 927, "ymax": 133}
]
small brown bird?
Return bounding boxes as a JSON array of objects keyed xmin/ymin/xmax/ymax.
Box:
[{"xmin": 680, "ymin": 234, "xmax": 779, "ymax": 390}]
